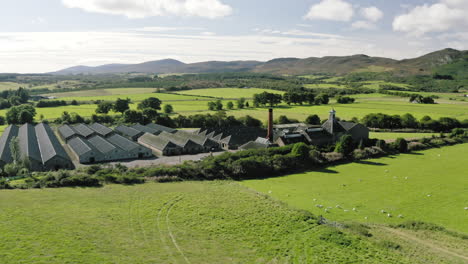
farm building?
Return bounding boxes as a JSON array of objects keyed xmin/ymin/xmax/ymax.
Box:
[
  {"xmin": 35, "ymin": 123, "xmax": 73, "ymax": 170},
  {"xmin": 73, "ymin": 124, "xmax": 96, "ymax": 139},
  {"xmin": 131, "ymin": 124, "xmax": 160, "ymax": 135},
  {"xmin": 175, "ymin": 131, "xmax": 220, "ymax": 152},
  {"xmin": 18, "ymin": 123, "xmax": 43, "ymax": 171},
  {"xmin": 0, "ymin": 125, "xmax": 19, "ymax": 168},
  {"xmin": 68, "ymin": 137, "xmax": 103, "ymax": 164},
  {"xmin": 196, "ymin": 126, "xmax": 267, "ymax": 150},
  {"xmin": 88, "ymin": 135, "xmax": 126, "ymax": 161},
  {"xmin": 138, "ymin": 133, "xmax": 183, "ymax": 156},
  {"xmin": 58, "ymin": 124, "xmax": 78, "ymax": 142},
  {"xmin": 146, "ymin": 123, "xmax": 177, "ymax": 134},
  {"xmin": 88, "ymin": 123, "xmax": 114, "ymax": 138},
  {"xmin": 115, "ymin": 125, "xmax": 144, "ymax": 141},
  {"xmin": 157, "ymin": 131, "xmax": 204, "ymax": 154},
  {"xmin": 107, "ymin": 134, "xmax": 152, "ymax": 159},
  {"xmin": 273, "ymin": 109, "xmax": 369, "ymax": 146}
]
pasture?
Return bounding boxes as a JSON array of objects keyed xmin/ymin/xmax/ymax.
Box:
[
  {"xmin": 0, "ymin": 182, "xmax": 411, "ymax": 264},
  {"xmin": 44, "ymin": 88, "xmax": 159, "ymax": 98},
  {"xmin": 370, "ymin": 132, "xmax": 439, "ymax": 140},
  {"xmin": 47, "ymin": 91, "xmax": 206, "ymax": 103},
  {"xmin": 242, "ymin": 144, "xmax": 468, "ymax": 233},
  {"xmin": 175, "ymin": 88, "xmax": 284, "ymax": 98},
  {"xmin": 0, "ymin": 82, "xmax": 22, "ymax": 91}
]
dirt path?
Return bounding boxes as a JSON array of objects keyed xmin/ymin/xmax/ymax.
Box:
[{"xmin": 382, "ymin": 227, "xmax": 468, "ymax": 262}]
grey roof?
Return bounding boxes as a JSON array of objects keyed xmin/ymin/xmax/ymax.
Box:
[
  {"xmin": 35, "ymin": 123, "xmax": 71, "ymax": 163},
  {"xmin": 146, "ymin": 123, "xmax": 177, "ymax": 133},
  {"xmin": 322, "ymin": 119, "xmax": 346, "ymax": 134},
  {"xmin": 88, "ymin": 123, "xmax": 113, "ymax": 137},
  {"xmin": 175, "ymin": 130, "xmax": 211, "ymax": 146},
  {"xmin": 157, "ymin": 131, "xmax": 201, "ymax": 148},
  {"xmin": 240, "ymin": 141, "xmax": 269, "ymax": 150},
  {"xmin": 18, "ymin": 124, "xmax": 42, "ymax": 162},
  {"xmin": 0, "ymin": 125, "xmax": 19, "ymax": 164},
  {"xmin": 132, "ymin": 123, "xmax": 159, "ymax": 134},
  {"xmin": 339, "ymin": 121, "xmax": 358, "ymax": 131},
  {"xmin": 88, "ymin": 135, "xmax": 117, "ymax": 154},
  {"xmin": 107, "ymin": 134, "xmax": 140, "ymax": 151},
  {"xmin": 115, "ymin": 125, "xmax": 143, "ymax": 138},
  {"xmin": 73, "ymin": 123, "xmax": 95, "ymax": 138},
  {"xmin": 68, "ymin": 137, "xmax": 95, "ymax": 156},
  {"xmin": 58, "ymin": 124, "xmax": 77, "ymax": 139},
  {"xmin": 139, "ymin": 133, "xmax": 178, "ymax": 150},
  {"xmin": 203, "ymin": 126, "xmax": 266, "ymax": 146}
]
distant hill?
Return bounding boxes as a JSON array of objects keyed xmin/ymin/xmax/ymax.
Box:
[{"xmin": 51, "ymin": 48, "xmax": 468, "ymax": 76}]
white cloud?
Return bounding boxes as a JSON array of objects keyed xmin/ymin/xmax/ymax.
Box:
[
  {"xmin": 62, "ymin": 0, "xmax": 232, "ymax": 19},
  {"xmin": 393, "ymin": 0, "xmax": 468, "ymax": 35},
  {"xmin": 304, "ymin": 0, "xmax": 354, "ymax": 22},
  {"xmin": 361, "ymin": 7, "xmax": 383, "ymax": 22},
  {"xmin": 352, "ymin": 21, "xmax": 376, "ymax": 30}
]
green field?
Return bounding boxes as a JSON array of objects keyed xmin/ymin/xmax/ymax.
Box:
[
  {"xmin": 0, "ymin": 82, "xmax": 22, "ymax": 91},
  {"xmin": 370, "ymin": 132, "xmax": 439, "ymax": 140},
  {"xmin": 48, "ymin": 91, "xmax": 206, "ymax": 103},
  {"xmin": 176, "ymin": 88, "xmax": 284, "ymax": 99},
  {"xmin": 0, "ymin": 181, "xmax": 418, "ymax": 264},
  {"xmin": 243, "ymin": 144, "xmax": 468, "ymax": 233},
  {"xmin": 45, "ymin": 88, "xmax": 160, "ymax": 98}
]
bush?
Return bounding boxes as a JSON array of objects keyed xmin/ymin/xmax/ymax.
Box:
[
  {"xmin": 319, "ymin": 229, "xmax": 352, "ymax": 246},
  {"xmin": 291, "ymin": 142, "xmax": 310, "ymax": 159},
  {"xmin": 394, "ymin": 138, "xmax": 408, "ymax": 153},
  {"xmin": 0, "ymin": 178, "xmax": 12, "ymax": 189}
]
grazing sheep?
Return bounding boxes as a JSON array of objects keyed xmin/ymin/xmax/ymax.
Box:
[
  {"xmin": 268, "ymin": 190, "xmax": 272, "ymax": 194},
  {"xmin": 464, "ymin": 207, "xmax": 468, "ymax": 210},
  {"xmin": 387, "ymin": 213, "xmax": 392, "ymax": 218},
  {"xmin": 316, "ymin": 204, "xmax": 323, "ymax": 208},
  {"xmin": 325, "ymin": 209, "xmax": 330, "ymax": 213},
  {"xmin": 364, "ymin": 216, "xmax": 368, "ymax": 220},
  {"xmin": 344, "ymin": 209, "xmax": 349, "ymax": 212},
  {"xmin": 385, "ymin": 170, "xmax": 389, "ymax": 173},
  {"xmin": 398, "ymin": 214, "xmax": 404, "ymax": 218},
  {"xmin": 405, "ymin": 177, "xmax": 408, "ymax": 180},
  {"xmin": 336, "ymin": 205, "xmax": 341, "ymax": 208},
  {"xmin": 313, "ymin": 198, "xmax": 317, "ymax": 201},
  {"xmin": 427, "ymin": 194, "xmax": 432, "ymax": 197},
  {"xmin": 380, "ymin": 210, "xmax": 386, "ymax": 213},
  {"xmin": 352, "ymin": 208, "xmax": 357, "ymax": 211}
]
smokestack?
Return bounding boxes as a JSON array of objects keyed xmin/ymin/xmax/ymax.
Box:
[{"xmin": 267, "ymin": 108, "xmax": 273, "ymax": 142}]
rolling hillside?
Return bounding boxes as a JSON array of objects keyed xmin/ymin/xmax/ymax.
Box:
[{"xmin": 51, "ymin": 48, "xmax": 468, "ymax": 76}]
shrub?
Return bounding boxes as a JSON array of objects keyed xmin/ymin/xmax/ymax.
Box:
[
  {"xmin": 291, "ymin": 143, "xmax": 310, "ymax": 159},
  {"xmin": 394, "ymin": 138, "xmax": 408, "ymax": 153},
  {"xmin": 0, "ymin": 178, "xmax": 12, "ymax": 189},
  {"xmin": 319, "ymin": 229, "xmax": 352, "ymax": 246}
]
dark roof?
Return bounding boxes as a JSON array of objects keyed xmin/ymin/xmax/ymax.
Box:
[
  {"xmin": 115, "ymin": 125, "xmax": 144, "ymax": 138},
  {"xmin": 139, "ymin": 133, "xmax": 178, "ymax": 150},
  {"xmin": 88, "ymin": 123, "xmax": 113, "ymax": 137},
  {"xmin": 107, "ymin": 134, "xmax": 140, "ymax": 151},
  {"xmin": 204, "ymin": 126, "xmax": 267, "ymax": 146},
  {"xmin": 58, "ymin": 124, "xmax": 77, "ymax": 139},
  {"xmin": 18, "ymin": 124, "xmax": 42, "ymax": 162},
  {"xmin": 0, "ymin": 125, "xmax": 19, "ymax": 164},
  {"xmin": 88, "ymin": 135, "xmax": 117, "ymax": 154},
  {"xmin": 132, "ymin": 124, "xmax": 159, "ymax": 135},
  {"xmin": 68, "ymin": 137, "xmax": 96, "ymax": 156},
  {"xmin": 35, "ymin": 123, "xmax": 71, "ymax": 163},
  {"xmin": 322, "ymin": 119, "xmax": 346, "ymax": 134},
  {"xmin": 146, "ymin": 123, "xmax": 177, "ymax": 133},
  {"xmin": 73, "ymin": 123, "xmax": 95, "ymax": 138},
  {"xmin": 338, "ymin": 121, "xmax": 358, "ymax": 130},
  {"xmin": 239, "ymin": 141, "xmax": 269, "ymax": 150}
]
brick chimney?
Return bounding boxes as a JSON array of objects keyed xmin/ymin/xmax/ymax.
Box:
[{"xmin": 267, "ymin": 108, "xmax": 274, "ymax": 142}]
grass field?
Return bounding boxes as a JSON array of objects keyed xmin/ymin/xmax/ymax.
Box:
[
  {"xmin": 47, "ymin": 91, "xmax": 206, "ymax": 102},
  {"xmin": 176, "ymin": 88, "xmax": 284, "ymax": 98},
  {"xmin": 45, "ymin": 88, "xmax": 160, "ymax": 98},
  {"xmin": 242, "ymin": 144, "xmax": 468, "ymax": 233},
  {"xmin": 370, "ymin": 132, "xmax": 439, "ymax": 140},
  {"xmin": 0, "ymin": 181, "xmax": 417, "ymax": 264},
  {"xmin": 0, "ymin": 82, "xmax": 22, "ymax": 91}
]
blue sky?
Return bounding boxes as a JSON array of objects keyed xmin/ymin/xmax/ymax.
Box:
[{"xmin": 1, "ymin": 0, "xmax": 467, "ymax": 73}]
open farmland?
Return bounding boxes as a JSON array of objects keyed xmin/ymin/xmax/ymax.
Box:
[
  {"xmin": 44, "ymin": 88, "xmax": 159, "ymax": 97},
  {"xmin": 370, "ymin": 132, "xmax": 439, "ymax": 140},
  {"xmin": 0, "ymin": 182, "xmax": 417, "ymax": 264},
  {"xmin": 175, "ymin": 88, "xmax": 284, "ymax": 98},
  {"xmin": 47, "ymin": 91, "xmax": 206, "ymax": 103},
  {"xmin": 242, "ymin": 144, "xmax": 468, "ymax": 233},
  {"xmin": 0, "ymin": 82, "xmax": 22, "ymax": 91}
]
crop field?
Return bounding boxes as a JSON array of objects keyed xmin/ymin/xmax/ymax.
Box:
[
  {"xmin": 243, "ymin": 144, "xmax": 468, "ymax": 233},
  {"xmin": 0, "ymin": 82, "xmax": 22, "ymax": 91},
  {"xmin": 175, "ymin": 88, "xmax": 284, "ymax": 98},
  {"xmin": 0, "ymin": 181, "xmax": 418, "ymax": 264},
  {"xmin": 45, "ymin": 88, "xmax": 160, "ymax": 98},
  {"xmin": 370, "ymin": 132, "xmax": 439, "ymax": 140}
]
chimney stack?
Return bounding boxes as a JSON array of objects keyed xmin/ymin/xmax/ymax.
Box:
[{"xmin": 267, "ymin": 108, "xmax": 274, "ymax": 142}]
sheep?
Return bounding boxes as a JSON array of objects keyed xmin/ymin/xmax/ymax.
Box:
[
  {"xmin": 336, "ymin": 205, "xmax": 341, "ymax": 209},
  {"xmin": 398, "ymin": 214, "xmax": 404, "ymax": 218},
  {"xmin": 313, "ymin": 198, "xmax": 317, "ymax": 201},
  {"xmin": 364, "ymin": 216, "xmax": 368, "ymax": 220},
  {"xmin": 385, "ymin": 170, "xmax": 389, "ymax": 173},
  {"xmin": 387, "ymin": 213, "xmax": 392, "ymax": 218},
  {"xmin": 268, "ymin": 190, "xmax": 272, "ymax": 194},
  {"xmin": 316, "ymin": 204, "xmax": 323, "ymax": 208},
  {"xmin": 427, "ymin": 194, "xmax": 432, "ymax": 197},
  {"xmin": 380, "ymin": 210, "xmax": 386, "ymax": 214},
  {"xmin": 344, "ymin": 209, "xmax": 349, "ymax": 212},
  {"xmin": 325, "ymin": 208, "xmax": 330, "ymax": 213},
  {"xmin": 352, "ymin": 208, "xmax": 357, "ymax": 211},
  {"xmin": 464, "ymin": 207, "xmax": 468, "ymax": 210},
  {"xmin": 405, "ymin": 177, "xmax": 408, "ymax": 180}
]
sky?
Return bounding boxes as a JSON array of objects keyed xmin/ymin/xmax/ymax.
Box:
[{"xmin": 1, "ymin": 0, "xmax": 468, "ymax": 73}]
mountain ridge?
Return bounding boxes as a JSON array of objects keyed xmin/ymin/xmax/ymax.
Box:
[{"xmin": 51, "ymin": 48, "xmax": 468, "ymax": 76}]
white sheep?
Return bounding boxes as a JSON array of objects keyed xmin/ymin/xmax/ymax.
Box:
[
  {"xmin": 427, "ymin": 194, "xmax": 432, "ymax": 197},
  {"xmin": 387, "ymin": 213, "xmax": 392, "ymax": 218},
  {"xmin": 352, "ymin": 208, "xmax": 357, "ymax": 211},
  {"xmin": 325, "ymin": 208, "xmax": 330, "ymax": 213},
  {"xmin": 313, "ymin": 198, "xmax": 317, "ymax": 201},
  {"xmin": 344, "ymin": 209, "xmax": 349, "ymax": 212},
  {"xmin": 464, "ymin": 207, "xmax": 468, "ymax": 210},
  {"xmin": 381, "ymin": 210, "xmax": 386, "ymax": 214},
  {"xmin": 364, "ymin": 216, "xmax": 368, "ymax": 220},
  {"xmin": 316, "ymin": 204, "xmax": 323, "ymax": 208},
  {"xmin": 336, "ymin": 205, "xmax": 341, "ymax": 208},
  {"xmin": 398, "ymin": 214, "xmax": 404, "ymax": 218},
  {"xmin": 268, "ymin": 190, "xmax": 272, "ymax": 194}
]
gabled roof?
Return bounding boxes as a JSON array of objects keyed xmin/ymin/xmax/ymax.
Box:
[
  {"xmin": 239, "ymin": 141, "xmax": 269, "ymax": 150},
  {"xmin": 139, "ymin": 133, "xmax": 179, "ymax": 150},
  {"xmin": 146, "ymin": 123, "xmax": 177, "ymax": 134},
  {"xmin": 107, "ymin": 134, "xmax": 140, "ymax": 152},
  {"xmin": 73, "ymin": 123, "xmax": 95, "ymax": 138},
  {"xmin": 35, "ymin": 123, "xmax": 70, "ymax": 163},
  {"xmin": 338, "ymin": 121, "xmax": 359, "ymax": 131},
  {"xmin": 58, "ymin": 124, "xmax": 77, "ymax": 139},
  {"xmin": 157, "ymin": 131, "xmax": 201, "ymax": 148},
  {"xmin": 203, "ymin": 126, "xmax": 266, "ymax": 146},
  {"xmin": 68, "ymin": 137, "xmax": 96, "ymax": 156},
  {"xmin": 132, "ymin": 123, "xmax": 159, "ymax": 135},
  {"xmin": 88, "ymin": 123, "xmax": 113, "ymax": 137},
  {"xmin": 88, "ymin": 135, "xmax": 118, "ymax": 154},
  {"xmin": 322, "ymin": 119, "xmax": 346, "ymax": 134},
  {"xmin": 115, "ymin": 125, "xmax": 143, "ymax": 138},
  {"xmin": 0, "ymin": 125, "xmax": 19, "ymax": 164},
  {"xmin": 175, "ymin": 130, "xmax": 215, "ymax": 147},
  {"xmin": 18, "ymin": 123, "xmax": 42, "ymax": 162}
]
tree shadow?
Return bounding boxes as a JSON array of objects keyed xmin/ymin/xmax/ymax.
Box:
[
  {"xmin": 355, "ymin": 160, "xmax": 387, "ymax": 166},
  {"xmin": 317, "ymin": 168, "xmax": 339, "ymax": 174},
  {"xmin": 405, "ymin": 152, "xmax": 424, "ymax": 155}
]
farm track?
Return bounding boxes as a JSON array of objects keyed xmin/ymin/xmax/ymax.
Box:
[{"xmin": 382, "ymin": 227, "xmax": 468, "ymax": 262}]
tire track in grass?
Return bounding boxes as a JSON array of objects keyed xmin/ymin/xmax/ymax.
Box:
[
  {"xmin": 382, "ymin": 227, "xmax": 468, "ymax": 262},
  {"xmin": 156, "ymin": 195, "xmax": 182, "ymax": 264},
  {"xmin": 166, "ymin": 196, "xmax": 191, "ymax": 264}
]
